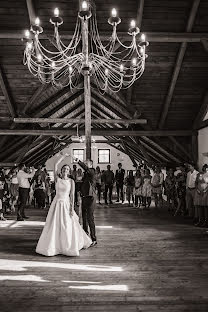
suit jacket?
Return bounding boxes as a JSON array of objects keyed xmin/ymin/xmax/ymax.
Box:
[
  {"xmin": 78, "ymin": 161, "xmax": 96, "ymax": 196},
  {"xmin": 115, "ymin": 169, "xmax": 125, "ymax": 185}
]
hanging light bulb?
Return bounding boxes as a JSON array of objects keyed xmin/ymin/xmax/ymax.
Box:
[
  {"xmin": 25, "ymin": 30, "xmax": 30, "ymax": 39},
  {"xmin": 111, "ymin": 8, "xmax": 117, "ymax": 17},
  {"xmin": 51, "ymin": 61, "xmax": 56, "ymax": 69},
  {"xmin": 35, "ymin": 17, "xmax": 40, "ymax": 26},
  {"xmin": 141, "ymin": 34, "xmax": 145, "ymax": 41},
  {"xmin": 69, "ymin": 65, "xmax": 73, "ymax": 74},
  {"xmin": 132, "ymin": 58, "xmax": 137, "ymax": 66},
  {"xmin": 37, "ymin": 54, "xmax": 42, "ymax": 62},
  {"xmin": 27, "ymin": 42, "xmax": 33, "ymax": 50},
  {"xmin": 105, "ymin": 68, "xmax": 109, "ymax": 76},
  {"xmin": 130, "ymin": 20, "xmax": 136, "ymax": 28},
  {"xmin": 54, "ymin": 8, "xmax": 59, "ymax": 17},
  {"xmin": 82, "ymin": 1, "xmax": 88, "ymax": 10},
  {"xmin": 140, "ymin": 47, "xmax": 144, "ymax": 54},
  {"xmin": 120, "ymin": 64, "xmax": 124, "ymax": 72}
]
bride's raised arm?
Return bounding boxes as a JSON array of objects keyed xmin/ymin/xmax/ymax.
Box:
[{"xmin": 54, "ymin": 152, "xmax": 69, "ymax": 182}]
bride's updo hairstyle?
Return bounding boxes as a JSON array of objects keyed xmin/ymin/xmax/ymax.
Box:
[{"xmin": 60, "ymin": 164, "xmax": 70, "ymax": 177}]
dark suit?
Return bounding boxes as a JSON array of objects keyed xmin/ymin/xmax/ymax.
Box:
[
  {"xmin": 78, "ymin": 161, "xmax": 97, "ymax": 242},
  {"xmin": 115, "ymin": 168, "xmax": 125, "ymax": 202}
]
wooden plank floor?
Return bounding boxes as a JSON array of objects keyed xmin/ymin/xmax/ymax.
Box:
[{"xmin": 0, "ymin": 203, "xmax": 208, "ymax": 312}]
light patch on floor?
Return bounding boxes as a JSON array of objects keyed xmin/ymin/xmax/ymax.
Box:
[
  {"xmin": 68, "ymin": 285, "xmax": 128, "ymax": 291},
  {"xmin": 0, "ymin": 275, "xmax": 48, "ymax": 282},
  {"xmin": 0, "ymin": 259, "xmax": 123, "ymax": 272}
]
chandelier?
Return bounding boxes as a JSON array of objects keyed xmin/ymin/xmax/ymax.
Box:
[{"xmin": 23, "ymin": 1, "xmax": 149, "ymax": 93}]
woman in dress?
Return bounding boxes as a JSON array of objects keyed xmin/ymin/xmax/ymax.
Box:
[
  {"xmin": 175, "ymin": 165, "xmax": 187, "ymax": 216},
  {"xmin": 9, "ymin": 167, "xmax": 19, "ymax": 213},
  {"xmin": 151, "ymin": 166, "xmax": 164, "ymax": 209},
  {"xmin": 164, "ymin": 168, "xmax": 177, "ymax": 212},
  {"xmin": 193, "ymin": 164, "xmax": 208, "ymax": 227},
  {"xmin": 36, "ymin": 153, "xmax": 92, "ymax": 257},
  {"xmin": 142, "ymin": 169, "xmax": 152, "ymax": 209},
  {"xmin": 125, "ymin": 170, "xmax": 135, "ymax": 206},
  {"xmin": 134, "ymin": 169, "xmax": 143, "ymax": 208}
]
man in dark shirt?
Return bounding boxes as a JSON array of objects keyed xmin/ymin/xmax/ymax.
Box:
[
  {"xmin": 102, "ymin": 165, "xmax": 114, "ymax": 204},
  {"xmin": 115, "ymin": 163, "xmax": 125, "ymax": 203},
  {"xmin": 78, "ymin": 159, "xmax": 97, "ymax": 246}
]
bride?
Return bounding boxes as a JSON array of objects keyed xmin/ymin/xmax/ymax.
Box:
[{"xmin": 36, "ymin": 153, "xmax": 92, "ymax": 256}]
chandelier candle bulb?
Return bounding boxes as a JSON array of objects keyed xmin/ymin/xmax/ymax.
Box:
[
  {"xmin": 35, "ymin": 17, "xmax": 40, "ymax": 26},
  {"xmin": 105, "ymin": 68, "xmax": 109, "ymax": 76},
  {"xmin": 82, "ymin": 1, "xmax": 88, "ymax": 10},
  {"xmin": 54, "ymin": 8, "xmax": 59, "ymax": 17},
  {"xmin": 132, "ymin": 58, "xmax": 137, "ymax": 66},
  {"xmin": 25, "ymin": 30, "xmax": 30, "ymax": 39},
  {"xmin": 69, "ymin": 66, "xmax": 73, "ymax": 73},
  {"xmin": 37, "ymin": 54, "xmax": 42, "ymax": 62},
  {"xmin": 27, "ymin": 42, "xmax": 33, "ymax": 50},
  {"xmin": 141, "ymin": 34, "xmax": 145, "ymax": 41},
  {"xmin": 112, "ymin": 8, "xmax": 117, "ymax": 17},
  {"xmin": 51, "ymin": 61, "xmax": 56, "ymax": 69},
  {"xmin": 130, "ymin": 20, "xmax": 136, "ymax": 28},
  {"xmin": 120, "ymin": 64, "xmax": 124, "ymax": 72}
]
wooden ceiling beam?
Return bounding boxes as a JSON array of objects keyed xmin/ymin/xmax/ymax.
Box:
[
  {"xmin": 142, "ymin": 136, "xmax": 182, "ymax": 163},
  {"xmin": 124, "ymin": 137, "xmax": 165, "ymax": 163},
  {"xmin": 201, "ymin": 40, "xmax": 208, "ymax": 52},
  {"xmin": 25, "ymin": 0, "xmax": 36, "ymax": 24},
  {"xmin": 0, "ymin": 66, "xmax": 16, "ymax": 118},
  {"xmin": 169, "ymin": 136, "xmax": 192, "ymax": 160},
  {"xmin": 13, "ymin": 117, "xmax": 147, "ymax": 125},
  {"xmin": 158, "ymin": 0, "xmax": 201, "ymax": 129},
  {"xmin": 193, "ymin": 92, "xmax": 208, "ymax": 129},
  {"xmin": 22, "ymin": 84, "xmax": 48, "ymax": 114},
  {"xmin": 1, "ymin": 31, "xmax": 208, "ymax": 42},
  {"xmin": 0, "ymin": 129, "xmax": 195, "ymax": 136},
  {"xmin": 121, "ymin": 140, "xmax": 138, "ymax": 167}
]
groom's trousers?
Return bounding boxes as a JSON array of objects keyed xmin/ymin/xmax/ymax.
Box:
[{"xmin": 81, "ymin": 196, "xmax": 97, "ymax": 241}]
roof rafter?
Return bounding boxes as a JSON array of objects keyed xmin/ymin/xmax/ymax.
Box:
[
  {"xmin": 158, "ymin": 0, "xmax": 201, "ymax": 129},
  {"xmin": 193, "ymin": 92, "xmax": 208, "ymax": 129},
  {"xmin": 0, "ymin": 65, "xmax": 16, "ymax": 118}
]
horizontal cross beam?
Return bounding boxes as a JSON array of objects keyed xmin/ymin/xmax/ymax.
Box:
[
  {"xmin": 0, "ymin": 129, "xmax": 195, "ymax": 136},
  {"xmin": 1, "ymin": 31, "xmax": 208, "ymax": 42},
  {"xmin": 11, "ymin": 117, "xmax": 147, "ymax": 125}
]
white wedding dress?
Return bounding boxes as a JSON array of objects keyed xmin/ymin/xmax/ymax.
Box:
[{"xmin": 36, "ymin": 177, "xmax": 92, "ymax": 256}]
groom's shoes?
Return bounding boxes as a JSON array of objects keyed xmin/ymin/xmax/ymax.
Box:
[
  {"xmin": 17, "ymin": 217, "xmax": 24, "ymax": 221},
  {"xmin": 91, "ymin": 241, "xmax": 97, "ymax": 247},
  {"xmin": 22, "ymin": 215, "xmax": 29, "ymax": 219}
]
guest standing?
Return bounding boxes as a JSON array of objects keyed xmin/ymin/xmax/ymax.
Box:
[
  {"xmin": 142, "ymin": 169, "xmax": 152, "ymax": 209},
  {"xmin": 151, "ymin": 166, "xmax": 164, "ymax": 209},
  {"xmin": 193, "ymin": 164, "xmax": 208, "ymax": 227},
  {"xmin": 125, "ymin": 170, "xmax": 135, "ymax": 206},
  {"xmin": 102, "ymin": 165, "xmax": 114, "ymax": 204},
  {"xmin": 186, "ymin": 163, "xmax": 198, "ymax": 219},
  {"xmin": 115, "ymin": 163, "xmax": 125, "ymax": 203},
  {"xmin": 95, "ymin": 166, "xmax": 102, "ymax": 204},
  {"xmin": 134, "ymin": 169, "xmax": 143, "ymax": 207},
  {"xmin": 17, "ymin": 164, "xmax": 35, "ymax": 221}
]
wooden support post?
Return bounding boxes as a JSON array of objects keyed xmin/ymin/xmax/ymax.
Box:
[
  {"xmin": 81, "ymin": 0, "xmax": 91, "ymax": 161},
  {"xmin": 192, "ymin": 134, "xmax": 198, "ymax": 167}
]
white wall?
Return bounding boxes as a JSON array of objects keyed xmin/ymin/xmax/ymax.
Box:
[
  {"xmin": 198, "ymin": 126, "xmax": 208, "ymax": 170},
  {"xmin": 46, "ymin": 140, "xmax": 139, "ymax": 175}
]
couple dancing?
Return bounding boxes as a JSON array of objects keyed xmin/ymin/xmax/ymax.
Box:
[{"xmin": 36, "ymin": 153, "xmax": 97, "ymax": 257}]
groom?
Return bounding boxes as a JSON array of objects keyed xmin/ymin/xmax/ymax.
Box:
[{"xmin": 77, "ymin": 159, "xmax": 97, "ymax": 246}]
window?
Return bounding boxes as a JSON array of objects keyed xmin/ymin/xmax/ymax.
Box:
[
  {"xmin": 98, "ymin": 149, "xmax": 110, "ymax": 164},
  {"xmin": 73, "ymin": 149, "xmax": 84, "ymax": 162}
]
